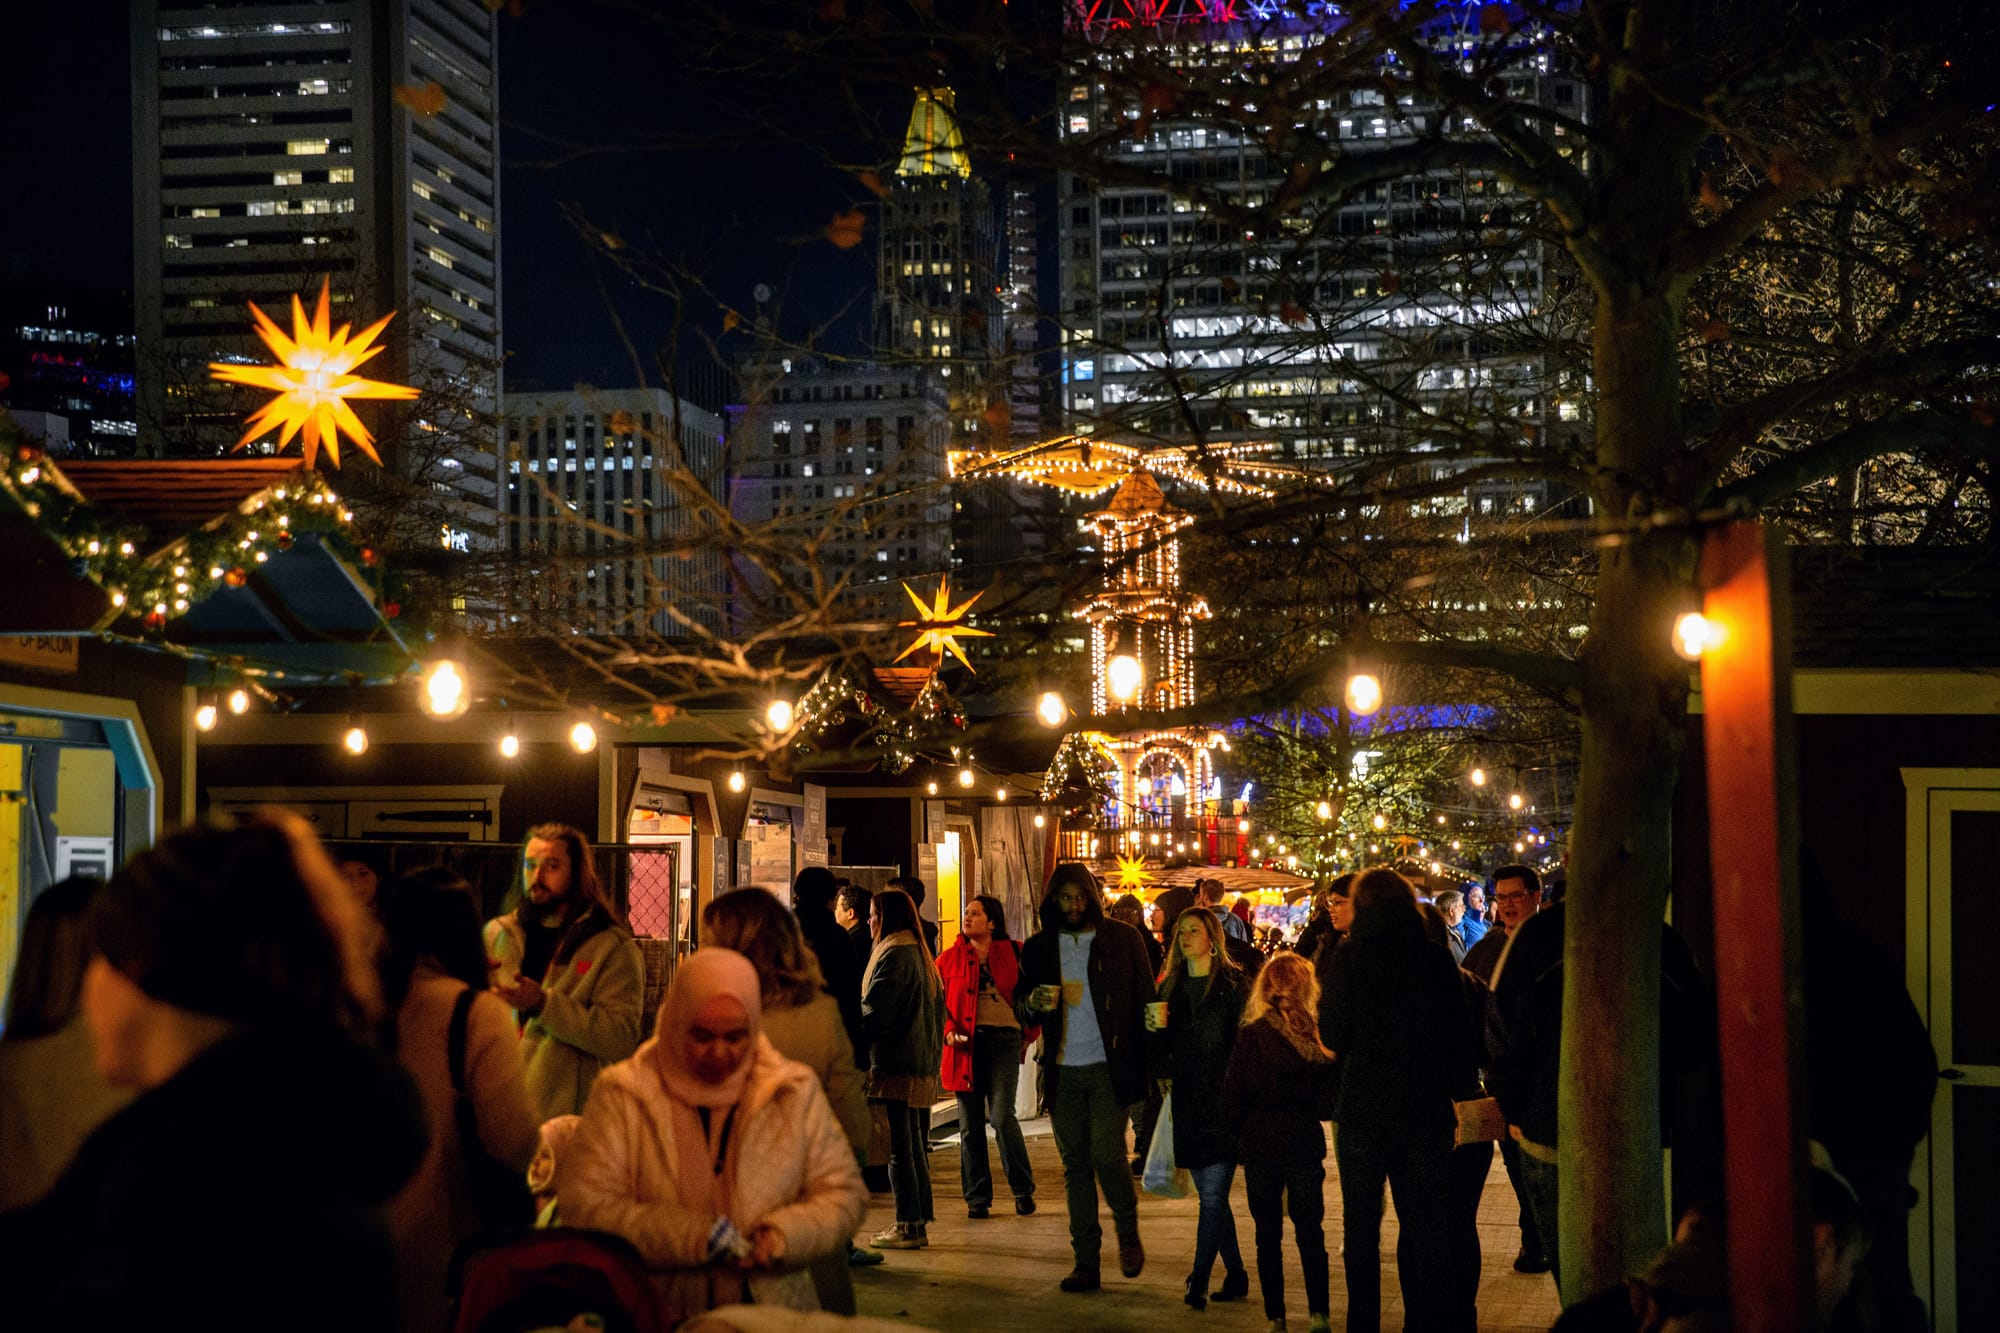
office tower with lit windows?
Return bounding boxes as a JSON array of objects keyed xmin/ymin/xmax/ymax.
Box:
[
  {"xmin": 501, "ymin": 388, "xmax": 727, "ymax": 637},
  {"xmin": 875, "ymin": 88, "xmax": 1000, "ymax": 448},
  {"xmin": 132, "ymin": 0, "xmax": 500, "ymax": 522},
  {"xmin": 1056, "ymin": 6, "xmax": 1581, "ymax": 524},
  {"xmin": 727, "ymin": 355, "xmax": 954, "ymax": 631}
]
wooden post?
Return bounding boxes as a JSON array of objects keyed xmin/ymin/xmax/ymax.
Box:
[{"xmin": 1698, "ymin": 521, "xmax": 1812, "ymax": 1333}]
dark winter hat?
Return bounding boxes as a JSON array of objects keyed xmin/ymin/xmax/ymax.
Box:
[{"xmin": 1152, "ymin": 885, "xmax": 1197, "ymax": 927}]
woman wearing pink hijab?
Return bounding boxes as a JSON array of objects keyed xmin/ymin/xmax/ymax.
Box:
[{"xmin": 562, "ymin": 947, "xmax": 867, "ymax": 1321}]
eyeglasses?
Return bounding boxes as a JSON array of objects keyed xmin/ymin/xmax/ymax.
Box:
[{"xmin": 1494, "ymin": 890, "xmax": 1534, "ymax": 903}]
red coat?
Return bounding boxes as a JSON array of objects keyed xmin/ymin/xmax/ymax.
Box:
[{"xmin": 935, "ymin": 937, "xmax": 1038, "ymax": 1093}]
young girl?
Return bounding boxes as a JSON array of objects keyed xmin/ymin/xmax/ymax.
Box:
[
  {"xmin": 1223, "ymin": 951, "xmax": 1337, "ymax": 1333},
  {"xmin": 529, "ymin": 1114, "xmax": 581, "ymax": 1227}
]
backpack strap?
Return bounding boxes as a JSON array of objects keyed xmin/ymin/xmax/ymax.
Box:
[{"xmin": 448, "ymin": 985, "xmax": 476, "ymax": 1096}]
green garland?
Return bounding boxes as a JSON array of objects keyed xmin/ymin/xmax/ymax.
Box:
[
  {"xmin": 793, "ymin": 667, "xmax": 968, "ymax": 776},
  {"xmin": 0, "ymin": 424, "xmax": 355, "ymax": 630},
  {"xmin": 1041, "ymin": 731, "xmax": 1117, "ymax": 809}
]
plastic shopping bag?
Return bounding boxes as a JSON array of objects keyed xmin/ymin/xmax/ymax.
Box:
[{"xmin": 1141, "ymin": 1092, "xmax": 1194, "ymax": 1199}]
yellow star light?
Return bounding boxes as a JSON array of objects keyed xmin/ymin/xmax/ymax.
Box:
[
  {"xmin": 1113, "ymin": 854, "xmax": 1155, "ymax": 891},
  {"xmin": 208, "ymin": 278, "xmax": 419, "ymax": 469},
  {"xmin": 895, "ymin": 576, "xmax": 993, "ymax": 672}
]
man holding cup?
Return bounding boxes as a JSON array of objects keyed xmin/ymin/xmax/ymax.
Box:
[{"xmin": 1017, "ymin": 863, "xmax": 1160, "ymax": 1293}]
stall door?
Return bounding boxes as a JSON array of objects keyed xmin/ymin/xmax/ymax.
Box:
[{"xmin": 1903, "ymin": 769, "xmax": 2000, "ymax": 1333}]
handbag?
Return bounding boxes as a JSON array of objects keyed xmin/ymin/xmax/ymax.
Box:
[
  {"xmin": 1140, "ymin": 1092, "xmax": 1194, "ymax": 1198},
  {"xmin": 1452, "ymin": 1094, "xmax": 1508, "ymax": 1146},
  {"xmin": 449, "ymin": 987, "xmax": 535, "ymax": 1233}
]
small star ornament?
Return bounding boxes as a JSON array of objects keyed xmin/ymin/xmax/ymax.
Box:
[{"xmin": 895, "ymin": 576, "xmax": 993, "ymax": 672}]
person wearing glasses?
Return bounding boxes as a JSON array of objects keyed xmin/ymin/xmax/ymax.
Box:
[{"xmin": 1459, "ymin": 865, "xmax": 1552, "ymax": 1277}]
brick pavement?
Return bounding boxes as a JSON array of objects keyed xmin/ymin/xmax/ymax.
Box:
[{"xmin": 852, "ymin": 1118, "xmax": 1563, "ymax": 1333}]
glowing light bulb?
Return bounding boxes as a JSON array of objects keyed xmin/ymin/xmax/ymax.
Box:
[
  {"xmin": 1107, "ymin": 654, "xmax": 1142, "ymax": 703},
  {"xmin": 958, "ymin": 767, "xmax": 975, "ymax": 788},
  {"xmin": 996, "ymin": 788, "xmax": 1009, "ymax": 801},
  {"xmin": 570, "ymin": 721, "xmax": 598, "ymax": 753},
  {"xmin": 1509, "ymin": 793, "xmax": 1525, "ymax": 811},
  {"xmin": 1673, "ymin": 611, "xmax": 1725, "ymax": 661},
  {"xmin": 1371, "ymin": 813, "xmax": 1387, "ymax": 831},
  {"xmin": 728, "ymin": 770, "xmax": 746, "ymax": 793},
  {"xmin": 194, "ymin": 704, "xmax": 218, "ymax": 732},
  {"xmin": 420, "ymin": 659, "xmax": 468, "ymax": 718},
  {"xmin": 498, "ymin": 733, "xmax": 520, "ymax": 759},
  {"xmin": 1033, "ymin": 813, "xmax": 1046, "ymax": 828},
  {"xmin": 227, "ymin": 688, "xmax": 251, "ymax": 715},
  {"xmin": 342, "ymin": 725, "xmax": 369, "ymax": 756},
  {"xmin": 1036, "ymin": 692, "xmax": 1068, "ymax": 727},
  {"xmin": 765, "ymin": 699, "xmax": 795, "ymax": 732},
  {"xmin": 1470, "ymin": 767, "xmax": 1487, "ymax": 787},
  {"xmin": 1316, "ymin": 800, "xmax": 1332, "ymax": 820},
  {"xmin": 1344, "ymin": 671, "xmax": 1383, "ymax": 716}
]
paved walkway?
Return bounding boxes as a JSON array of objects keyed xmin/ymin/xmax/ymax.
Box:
[{"xmin": 853, "ymin": 1118, "xmax": 1563, "ymax": 1332}]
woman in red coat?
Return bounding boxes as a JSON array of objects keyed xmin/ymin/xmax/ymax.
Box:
[{"xmin": 936, "ymin": 894, "xmax": 1039, "ymax": 1219}]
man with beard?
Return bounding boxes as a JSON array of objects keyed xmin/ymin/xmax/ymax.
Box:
[
  {"xmin": 490, "ymin": 823, "xmax": 646, "ymax": 1119},
  {"xmin": 1017, "ymin": 864, "xmax": 1158, "ymax": 1293}
]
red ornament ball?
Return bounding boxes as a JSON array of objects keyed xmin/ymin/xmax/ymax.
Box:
[
  {"xmin": 142, "ymin": 610, "xmax": 166, "ymax": 629},
  {"xmin": 360, "ymin": 547, "xmax": 379, "ymax": 566},
  {"xmin": 275, "ymin": 530, "xmax": 294, "ymax": 550},
  {"xmin": 223, "ymin": 567, "xmax": 249, "ymax": 588},
  {"xmin": 383, "ymin": 601, "xmax": 402, "ymax": 619}
]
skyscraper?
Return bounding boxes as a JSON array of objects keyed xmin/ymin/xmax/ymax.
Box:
[
  {"xmin": 132, "ymin": 0, "xmax": 500, "ymax": 524},
  {"xmin": 874, "ymin": 88, "xmax": 999, "ymax": 448},
  {"xmin": 1056, "ymin": 6, "xmax": 1576, "ymax": 525},
  {"xmin": 502, "ymin": 388, "xmax": 727, "ymax": 637}
]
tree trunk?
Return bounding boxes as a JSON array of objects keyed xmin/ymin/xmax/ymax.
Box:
[{"xmin": 1561, "ymin": 281, "xmax": 1697, "ymax": 1299}]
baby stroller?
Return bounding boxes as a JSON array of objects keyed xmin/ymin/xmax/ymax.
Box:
[{"xmin": 453, "ymin": 1228, "xmax": 667, "ymax": 1333}]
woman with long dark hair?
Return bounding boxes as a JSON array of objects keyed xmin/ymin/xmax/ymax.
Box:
[
  {"xmin": 378, "ymin": 868, "xmax": 541, "ymax": 1333},
  {"xmin": 0, "ymin": 813, "xmax": 426, "ymax": 1330},
  {"xmin": 1151, "ymin": 906, "xmax": 1252, "ymax": 1310},
  {"xmin": 701, "ymin": 888, "xmax": 869, "ymax": 1313},
  {"xmin": 1224, "ymin": 950, "xmax": 1338, "ymax": 1333},
  {"xmin": 1320, "ymin": 868, "xmax": 1479, "ymax": 1333},
  {"xmin": 937, "ymin": 893, "xmax": 1038, "ymax": 1220},
  {"xmin": 861, "ymin": 887, "xmax": 944, "ymax": 1250}
]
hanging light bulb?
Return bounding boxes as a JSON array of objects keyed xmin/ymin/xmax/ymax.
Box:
[
  {"xmin": 1509, "ymin": 793, "xmax": 1525, "ymax": 811},
  {"xmin": 1470, "ymin": 767, "xmax": 1487, "ymax": 787},
  {"xmin": 498, "ymin": 732, "xmax": 520, "ymax": 759},
  {"xmin": 1107, "ymin": 654, "xmax": 1143, "ymax": 703},
  {"xmin": 570, "ymin": 721, "xmax": 598, "ymax": 754},
  {"xmin": 420, "ymin": 658, "xmax": 469, "ymax": 718},
  {"xmin": 227, "ymin": 688, "xmax": 251, "ymax": 715},
  {"xmin": 926, "ymin": 780, "xmax": 939, "ymax": 796},
  {"xmin": 1316, "ymin": 800, "xmax": 1332, "ymax": 820},
  {"xmin": 995, "ymin": 787, "xmax": 1009, "ymax": 801},
  {"xmin": 1371, "ymin": 813, "xmax": 1387, "ymax": 831},
  {"xmin": 1344, "ymin": 671, "xmax": 1383, "ymax": 716},
  {"xmin": 958, "ymin": 767, "xmax": 975, "ymax": 788},
  {"xmin": 342, "ymin": 724, "xmax": 369, "ymax": 756},
  {"xmin": 727, "ymin": 770, "xmax": 746, "ymax": 793},
  {"xmin": 765, "ymin": 699, "xmax": 795, "ymax": 732},
  {"xmin": 1036, "ymin": 691, "xmax": 1068, "ymax": 727},
  {"xmin": 194, "ymin": 703, "xmax": 219, "ymax": 732},
  {"xmin": 1673, "ymin": 611, "xmax": 1725, "ymax": 661},
  {"xmin": 1033, "ymin": 812, "xmax": 1046, "ymax": 828}
]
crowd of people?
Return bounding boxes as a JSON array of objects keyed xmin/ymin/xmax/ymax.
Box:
[{"xmin": 0, "ymin": 814, "xmax": 1932, "ymax": 1333}]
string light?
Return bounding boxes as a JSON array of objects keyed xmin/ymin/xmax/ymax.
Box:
[
  {"xmin": 1673, "ymin": 611, "xmax": 1725, "ymax": 661},
  {"xmin": 1470, "ymin": 767, "xmax": 1487, "ymax": 786},
  {"xmin": 342, "ymin": 725, "xmax": 369, "ymax": 756},
  {"xmin": 765, "ymin": 699, "xmax": 795, "ymax": 732},
  {"xmin": 728, "ymin": 770, "xmax": 746, "ymax": 793},
  {"xmin": 194, "ymin": 703, "xmax": 218, "ymax": 732},
  {"xmin": 420, "ymin": 659, "xmax": 469, "ymax": 718},
  {"xmin": 570, "ymin": 721, "xmax": 598, "ymax": 754},
  {"xmin": 1316, "ymin": 800, "xmax": 1332, "ymax": 820},
  {"xmin": 1371, "ymin": 813, "xmax": 1387, "ymax": 830},
  {"xmin": 1107, "ymin": 654, "xmax": 1143, "ymax": 703},
  {"xmin": 1033, "ymin": 812, "xmax": 1046, "ymax": 828},
  {"xmin": 1509, "ymin": 793, "xmax": 1525, "ymax": 810},
  {"xmin": 1344, "ymin": 671, "xmax": 1383, "ymax": 716},
  {"xmin": 227, "ymin": 688, "xmax": 251, "ymax": 715},
  {"xmin": 498, "ymin": 733, "xmax": 520, "ymax": 759},
  {"xmin": 1036, "ymin": 691, "xmax": 1069, "ymax": 727},
  {"xmin": 927, "ymin": 780, "xmax": 939, "ymax": 796},
  {"xmin": 958, "ymin": 767, "xmax": 975, "ymax": 787}
]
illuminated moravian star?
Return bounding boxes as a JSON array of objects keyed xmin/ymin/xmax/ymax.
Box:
[
  {"xmin": 208, "ymin": 278, "xmax": 419, "ymax": 469},
  {"xmin": 1113, "ymin": 854, "xmax": 1155, "ymax": 892},
  {"xmin": 895, "ymin": 576, "xmax": 994, "ymax": 671}
]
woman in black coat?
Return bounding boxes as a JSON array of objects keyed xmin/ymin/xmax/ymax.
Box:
[
  {"xmin": 1319, "ymin": 869, "xmax": 1480, "ymax": 1333},
  {"xmin": 1149, "ymin": 906, "xmax": 1252, "ymax": 1310},
  {"xmin": 1224, "ymin": 950, "xmax": 1339, "ymax": 1333}
]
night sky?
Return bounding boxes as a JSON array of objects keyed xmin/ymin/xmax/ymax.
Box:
[{"xmin": 0, "ymin": 0, "xmax": 884, "ymax": 400}]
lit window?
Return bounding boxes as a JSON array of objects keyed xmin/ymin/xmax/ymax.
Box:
[
  {"xmin": 272, "ymin": 171, "xmax": 303, "ymax": 186},
  {"xmin": 287, "ymin": 138, "xmax": 330, "ymax": 155},
  {"xmin": 329, "ymin": 167, "xmax": 353, "ymax": 184}
]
